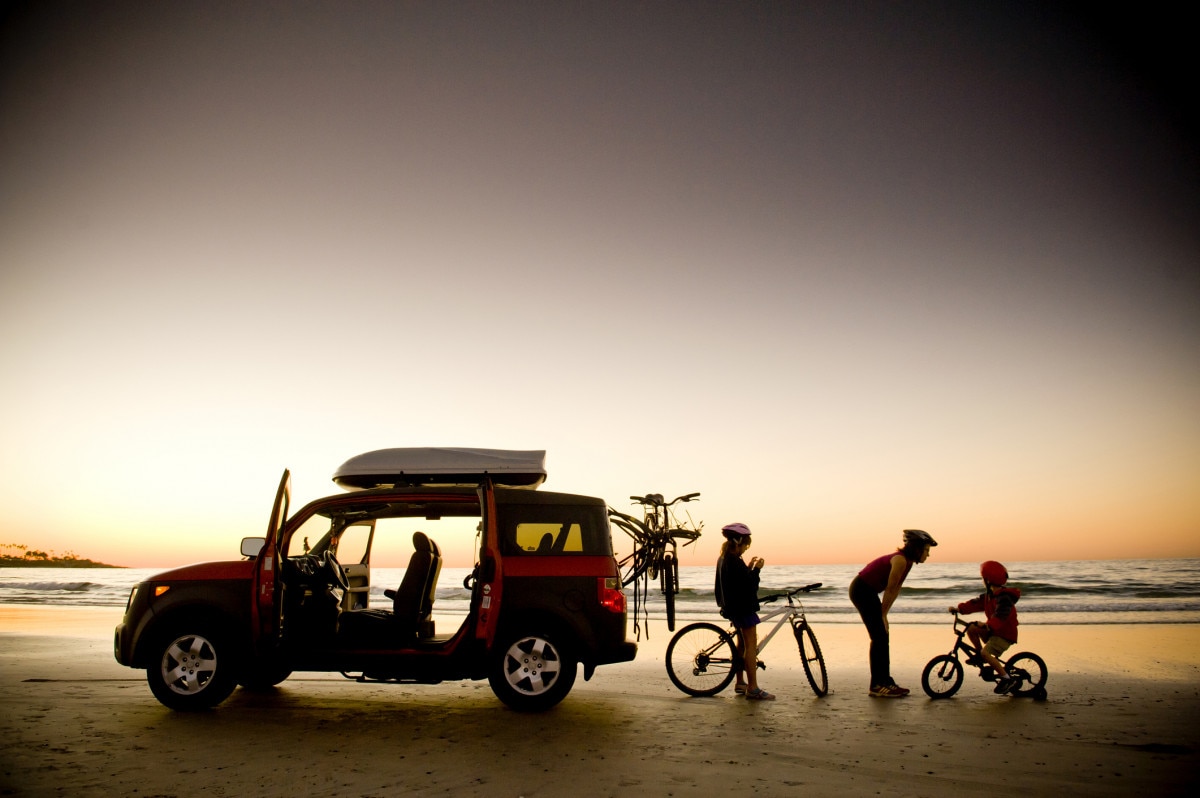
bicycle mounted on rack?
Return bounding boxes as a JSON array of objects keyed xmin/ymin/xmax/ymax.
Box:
[{"xmin": 607, "ymin": 492, "xmax": 702, "ymax": 635}]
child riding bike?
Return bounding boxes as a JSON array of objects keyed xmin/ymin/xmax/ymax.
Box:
[{"xmin": 949, "ymin": 561, "xmax": 1021, "ymax": 693}]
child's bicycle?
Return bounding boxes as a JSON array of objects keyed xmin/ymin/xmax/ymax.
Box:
[
  {"xmin": 921, "ymin": 610, "xmax": 1048, "ymax": 700},
  {"xmin": 665, "ymin": 584, "xmax": 828, "ymax": 697}
]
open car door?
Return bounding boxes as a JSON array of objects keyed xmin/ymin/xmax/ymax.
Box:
[{"xmin": 254, "ymin": 469, "xmax": 291, "ymax": 641}]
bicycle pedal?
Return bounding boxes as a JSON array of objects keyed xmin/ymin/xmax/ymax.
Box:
[{"xmin": 757, "ymin": 661, "xmax": 766, "ymax": 670}]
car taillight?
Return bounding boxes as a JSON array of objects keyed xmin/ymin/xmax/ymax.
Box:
[{"xmin": 598, "ymin": 577, "xmax": 626, "ymax": 613}]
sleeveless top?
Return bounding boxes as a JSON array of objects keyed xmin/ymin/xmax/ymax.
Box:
[{"xmin": 857, "ymin": 552, "xmax": 913, "ymax": 593}]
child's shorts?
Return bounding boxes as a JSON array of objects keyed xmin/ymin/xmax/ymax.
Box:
[
  {"xmin": 982, "ymin": 633, "xmax": 1013, "ymax": 657},
  {"xmin": 729, "ymin": 613, "xmax": 760, "ymax": 629}
]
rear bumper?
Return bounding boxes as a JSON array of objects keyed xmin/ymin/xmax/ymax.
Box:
[{"xmin": 592, "ymin": 640, "xmax": 637, "ymax": 666}]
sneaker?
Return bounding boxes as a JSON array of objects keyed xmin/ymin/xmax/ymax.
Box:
[
  {"xmin": 745, "ymin": 687, "xmax": 776, "ymax": 701},
  {"xmin": 994, "ymin": 676, "xmax": 1016, "ymax": 694},
  {"xmin": 869, "ymin": 684, "xmax": 909, "ymax": 698},
  {"xmin": 734, "ymin": 684, "xmax": 747, "ymax": 695}
]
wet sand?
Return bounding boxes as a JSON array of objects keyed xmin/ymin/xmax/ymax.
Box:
[{"xmin": 1, "ymin": 606, "xmax": 1198, "ymax": 796}]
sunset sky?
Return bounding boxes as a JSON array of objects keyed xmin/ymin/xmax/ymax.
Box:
[{"xmin": 1, "ymin": 2, "xmax": 1196, "ymax": 569}]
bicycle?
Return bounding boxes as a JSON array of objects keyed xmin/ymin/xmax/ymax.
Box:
[
  {"xmin": 608, "ymin": 492, "xmax": 702, "ymax": 632},
  {"xmin": 921, "ymin": 610, "xmax": 1048, "ymax": 700},
  {"xmin": 665, "ymin": 583, "xmax": 828, "ymax": 697}
]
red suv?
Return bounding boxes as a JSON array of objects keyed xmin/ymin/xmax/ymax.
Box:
[{"xmin": 114, "ymin": 448, "xmax": 636, "ymax": 711}]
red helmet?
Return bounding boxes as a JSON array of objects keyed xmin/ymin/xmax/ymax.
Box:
[{"xmin": 980, "ymin": 560, "xmax": 1008, "ymax": 586}]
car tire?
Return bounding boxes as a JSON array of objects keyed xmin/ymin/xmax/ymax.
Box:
[
  {"xmin": 488, "ymin": 631, "xmax": 577, "ymax": 712},
  {"xmin": 146, "ymin": 627, "xmax": 238, "ymax": 710}
]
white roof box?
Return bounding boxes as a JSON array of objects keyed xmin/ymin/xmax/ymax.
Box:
[{"xmin": 332, "ymin": 447, "xmax": 547, "ymax": 490}]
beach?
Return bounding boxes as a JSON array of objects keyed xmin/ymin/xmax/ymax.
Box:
[{"xmin": 1, "ymin": 606, "xmax": 1198, "ymax": 797}]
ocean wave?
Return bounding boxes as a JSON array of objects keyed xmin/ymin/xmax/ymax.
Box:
[
  {"xmin": 5, "ymin": 580, "xmax": 100, "ymax": 593},
  {"xmin": 5, "ymin": 559, "xmax": 1200, "ymax": 620}
]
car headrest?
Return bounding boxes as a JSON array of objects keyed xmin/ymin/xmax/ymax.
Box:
[{"xmin": 412, "ymin": 531, "xmax": 438, "ymax": 556}]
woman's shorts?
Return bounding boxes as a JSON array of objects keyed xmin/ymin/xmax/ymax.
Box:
[
  {"xmin": 982, "ymin": 634, "xmax": 1013, "ymax": 657},
  {"xmin": 730, "ymin": 613, "xmax": 760, "ymax": 629}
]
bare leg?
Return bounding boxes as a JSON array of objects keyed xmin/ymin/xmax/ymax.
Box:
[
  {"xmin": 734, "ymin": 631, "xmax": 747, "ymax": 688},
  {"xmin": 967, "ymin": 624, "xmax": 1008, "ymax": 678},
  {"xmin": 741, "ymin": 625, "xmax": 759, "ymax": 692}
]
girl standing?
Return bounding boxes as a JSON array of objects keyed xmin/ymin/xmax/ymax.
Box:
[{"xmin": 714, "ymin": 522, "xmax": 775, "ymax": 700}]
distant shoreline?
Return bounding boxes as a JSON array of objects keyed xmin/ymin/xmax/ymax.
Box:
[{"xmin": 0, "ymin": 557, "xmax": 122, "ymax": 569}]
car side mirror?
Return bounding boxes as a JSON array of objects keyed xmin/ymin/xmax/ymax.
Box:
[{"xmin": 241, "ymin": 537, "xmax": 266, "ymax": 558}]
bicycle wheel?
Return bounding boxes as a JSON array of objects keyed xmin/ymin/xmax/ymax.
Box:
[
  {"xmin": 1005, "ymin": 652, "xmax": 1048, "ymax": 698},
  {"xmin": 921, "ymin": 654, "xmax": 963, "ymax": 699},
  {"xmin": 660, "ymin": 552, "xmax": 677, "ymax": 631},
  {"xmin": 665, "ymin": 622, "xmax": 738, "ymax": 696},
  {"xmin": 794, "ymin": 622, "xmax": 828, "ymax": 697}
]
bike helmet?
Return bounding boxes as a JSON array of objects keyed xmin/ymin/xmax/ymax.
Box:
[
  {"xmin": 902, "ymin": 529, "xmax": 937, "ymax": 547},
  {"xmin": 722, "ymin": 522, "xmax": 752, "ymax": 537},
  {"xmin": 981, "ymin": 560, "xmax": 1008, "ymax": 586}
]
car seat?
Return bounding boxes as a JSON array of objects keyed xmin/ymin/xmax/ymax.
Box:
[
  {"xmin": 337, "ymin": 531, "xmax": 442, "ymax": 642},
  {"xmin": 385, "ymin": 531, "xmax": 442, "ymax": 638}
]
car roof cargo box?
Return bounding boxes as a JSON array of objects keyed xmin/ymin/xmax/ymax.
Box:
[{"xmin": 332, "ymin": 447, "xmax": 547, "ymax": 490}]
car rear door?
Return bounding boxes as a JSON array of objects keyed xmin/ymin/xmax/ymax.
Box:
[{"xmin": 335, "ymin": 520, "xmax": 375, "ymax": 610}]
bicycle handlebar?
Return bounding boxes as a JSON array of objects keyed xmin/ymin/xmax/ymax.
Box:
[
  {"xmin": 629, "ymin": 492, "xmax": 700, "ymax": 507},
  {"xmin": 760, "ymin": 583, "xmax": 823, "ymax": 603}
]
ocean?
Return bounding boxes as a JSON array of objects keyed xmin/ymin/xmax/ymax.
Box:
[{"xmin": 3, "ymin": 558, "xmax": 1198, "ymax": 627}]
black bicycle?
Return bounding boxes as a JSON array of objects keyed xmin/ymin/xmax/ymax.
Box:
[
  {"xmin": 666, "ymin": 584, "xmax": 828, "ymax": 697},
  {"xmin": 921, "ymin": 610, "xmax": 1048, "ymax": 700},
  {"xmin": 608, "ymin": 492, "xmax": 702, "ymax": 632}
]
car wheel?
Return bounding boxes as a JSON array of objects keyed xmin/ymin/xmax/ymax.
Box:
[
  {"xmin": 488, "ymin": 632, "xmax": 577, "ymax": 712},
  {"xmin": 146, "ymin": 628, "xmax": 238, "ymax": 710}
]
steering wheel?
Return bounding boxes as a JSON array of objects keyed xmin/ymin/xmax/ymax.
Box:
[
  {"xmin": 321, "ymin": 550, "xmax": 349, "ymax": 591},
  {"xmin": 293, "ymin": 553, "xmax": 321, "ymax": 578}
]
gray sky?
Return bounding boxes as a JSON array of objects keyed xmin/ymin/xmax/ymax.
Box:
[{"xmin": 1, "ymin": 2, "xmax": 1196, "ymax": 566}]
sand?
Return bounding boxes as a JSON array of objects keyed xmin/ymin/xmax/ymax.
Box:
[{"xmin": 2, "ymin": 606, "xmax": 1198, "ymax": 797}]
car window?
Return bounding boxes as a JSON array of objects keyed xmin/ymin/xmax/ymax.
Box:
[
  {"xmin": 336, "ymin": 522, "xmax": 373, "ymax": 565},
  {"xmin": 287, "ymin": 513, "xmax": 335, "ymax": 557},
  {"xmin": 499, "ymin": 503, "xmax": 611, "ymax": 556},
  {"xmin": 515, "ymin": 522, "xmax": 584, "ymax": 553}
]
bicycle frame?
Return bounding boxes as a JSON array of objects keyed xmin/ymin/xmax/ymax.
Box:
[
  {"xmin": 665, "ymin": 583, "xmax": 828, "ymax": 697},
  {"xmin": 751, "ymin": 588, "xmax": 810, "ymax": 656},
  {"xmin": 941, "ymin": 613, "xmax": 981, "ymax": 662}
]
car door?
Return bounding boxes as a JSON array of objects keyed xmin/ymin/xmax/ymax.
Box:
[
  {"xmin": 253, "ymin": 469, "xmax": 291, "ymax": 642},
  {"xmin": 335, "ymin": 520, "xmax": 375, "ymax": 610}
]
